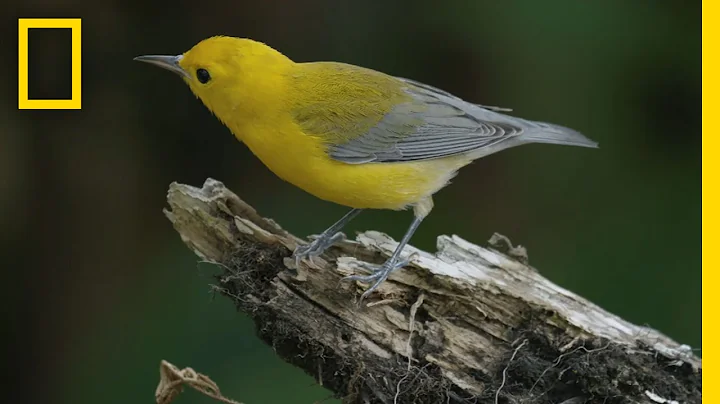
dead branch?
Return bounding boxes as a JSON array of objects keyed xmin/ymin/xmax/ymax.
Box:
[{"xmin": 163, "ymin": 178, "xmax": 701, "ymax": 404}]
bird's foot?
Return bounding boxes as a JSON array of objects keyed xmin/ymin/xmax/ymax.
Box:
[
  {"xmin": 293, "ymin": 232, "xmax": 345, "ymax": 267},
  {"xmin": 342, "ymin": 256, "xmax": 411, "ymax": 302}
]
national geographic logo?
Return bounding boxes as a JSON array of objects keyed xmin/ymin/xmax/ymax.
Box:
[{"xmin": 18, "ymin": 18, "xmax": 81, "ymax": 110}]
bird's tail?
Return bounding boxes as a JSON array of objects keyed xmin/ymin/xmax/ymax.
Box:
[{"xmin": 520, "ymin": 121, "xmax": 599, "ymax": 149}]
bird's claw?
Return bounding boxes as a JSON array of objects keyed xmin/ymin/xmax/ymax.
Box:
[
  {"xmin": 293, "ymin": 231, "xmax": 346, "ymax": 267},
  {"xmin": 342, "ymin": 257, "xmax": 411, "ymax": 302}
]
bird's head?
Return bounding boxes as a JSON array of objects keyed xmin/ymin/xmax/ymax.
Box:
[{"xmin": 134, "ymin": 36, "xmax": 294, "ymax": 120}]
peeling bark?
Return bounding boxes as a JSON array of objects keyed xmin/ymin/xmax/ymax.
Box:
[{"xmin": 164, "ymin": 178, "xmax": 701, "ymax": 404}]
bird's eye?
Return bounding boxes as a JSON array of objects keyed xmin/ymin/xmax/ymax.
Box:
[{"xmin": 196, "ymin": 68, "xmax": 211, "ymax": 84}]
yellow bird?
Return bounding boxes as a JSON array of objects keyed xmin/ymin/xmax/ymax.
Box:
[{"xmin": 135, "ymin": 36, "xmax": 598, "ymax": 300}]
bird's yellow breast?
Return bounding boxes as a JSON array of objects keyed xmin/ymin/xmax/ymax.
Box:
[{"xmin": 230, "ymin": 117, "xmax": 469, "ymax": 210}]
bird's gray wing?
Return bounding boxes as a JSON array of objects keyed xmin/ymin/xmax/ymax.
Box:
[
  {"xmin": 395, "ymin": 77, "xmax": 513, "ymax": 112},
  {"xmin": 327, "ymin": 78, "xmax": 527, "ymax": 164}
]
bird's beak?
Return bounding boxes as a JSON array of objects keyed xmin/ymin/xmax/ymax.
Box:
[{"xmin": 133, "ymin": 54, "xmax": 190, "ymax": 79}]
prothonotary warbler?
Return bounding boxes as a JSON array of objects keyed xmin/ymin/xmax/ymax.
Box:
[{"xmin": 135, "ymin": 36, "xmax": 598, "ymax": 301}]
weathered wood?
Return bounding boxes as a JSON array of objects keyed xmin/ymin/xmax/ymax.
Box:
[{"xmin": 164, "ymin": 178, "xmax": 701, "ymax": 404}]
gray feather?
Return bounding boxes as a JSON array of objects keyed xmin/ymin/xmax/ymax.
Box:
[
  {"xmin": 328, "ymin": 77, "xmax": 598, "ymax": 164},
  {"xmin": 396, "ymin": 77, "xmax": 514, "ymax": 112}
]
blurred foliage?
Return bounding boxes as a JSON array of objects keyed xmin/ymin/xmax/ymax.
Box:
[{"xmin": 4, "ymin": 1, "xmax": 699, "ymax": 403}]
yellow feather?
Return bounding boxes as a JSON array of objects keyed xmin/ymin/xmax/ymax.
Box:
[{"xmin": 176, "ymin": 36, "xmax": 471, "ymax": 209}]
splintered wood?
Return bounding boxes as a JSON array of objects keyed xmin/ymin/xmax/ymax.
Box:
[{"xmin": 163, "ymin": 178, "xmax": 701, "ymax": 404}]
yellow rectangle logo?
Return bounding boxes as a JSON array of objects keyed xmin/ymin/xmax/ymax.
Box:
[{"xmin": 18, "ymin": 18, "xmax": 81, "ymax": 110}]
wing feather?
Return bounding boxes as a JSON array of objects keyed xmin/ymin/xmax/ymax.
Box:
[
  {"xmin": 327, "ymin": 79, "xmax": 526, "ymax": 163},
  {"xmin": 290, "ymin": 63, "xmax": 595, "ymax": 165}
]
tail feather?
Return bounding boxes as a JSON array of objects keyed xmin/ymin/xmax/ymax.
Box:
[
  {"xmin": 464, "ymin": 118, "xmax": 598, "ymax": 161},
  {"xmin": 521, "ymin": 121, "xmax": 599, "ymax": 149}
]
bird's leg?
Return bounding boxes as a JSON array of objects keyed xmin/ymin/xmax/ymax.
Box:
[
  {"xmin": 343, "ymin": 215, "xmax": 423, "ymax": 301},
  {"xmin": 343, "ymin": 197, "xmax": 433, "ymax": 302},
  {"xmin": 293, "ymin": 208, "xmax": 363, "ymax": 266}
]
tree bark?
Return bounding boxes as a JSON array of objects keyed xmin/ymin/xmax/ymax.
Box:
[{"xmin": 164, "ymin": 178, "xmax": 701, "ymax": 404}]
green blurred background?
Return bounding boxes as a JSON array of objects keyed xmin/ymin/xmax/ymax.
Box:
[{"xmin": 5, "ymin": 1, "xmax": 699, "ymax": 403}]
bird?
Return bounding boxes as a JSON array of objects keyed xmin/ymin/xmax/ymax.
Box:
[{"xmin": 134, "ymin": 36, "xmax": 598, "ymax": 302}]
